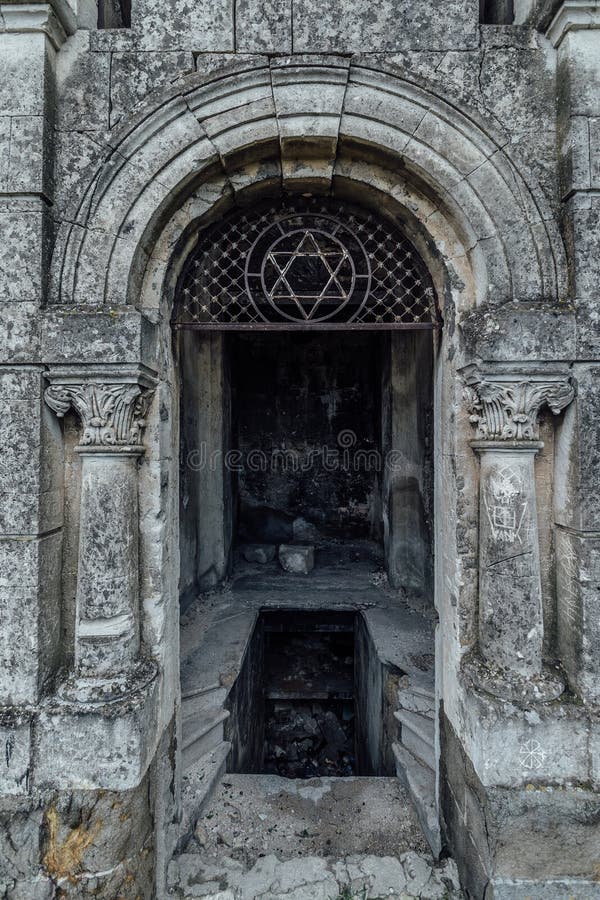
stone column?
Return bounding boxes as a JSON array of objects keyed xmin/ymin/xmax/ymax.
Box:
[
  {"xmin": 463, "ymin": 370, "xmax": 574, "ymax": 701},
  {"xmin": 45, "ymin": 367, "xmax": 156, "ymax": 700}
]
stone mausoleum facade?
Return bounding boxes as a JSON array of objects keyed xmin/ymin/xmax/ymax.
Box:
[{"xmin": 1, "ymin": 0, "xmax": 600, "ymax": 896}]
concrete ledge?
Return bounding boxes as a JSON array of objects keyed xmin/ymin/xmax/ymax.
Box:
[
  {"xmin": 441, "ymin": 713, "xmax": 600, "ymax": 899},
  {"xmin": 41, "ymin": 308, "xmax": 159, "ymax": 367},
  {"xmin": 547, "ymin": 1, "xmax": 600, "ymax": 47},
  {"xmin": 455, "ymin": 670, "xmax": 599, "ymax": 788},
  {"xmin": 35, "ymin": 666, "xmax": 161, "ymax": 790},
  {"xmin": 0, "ymin": 0, "xmax": 77, "ymax": 49},
  {"xmin": 489, "ymin": 877, "xmax": 600, "ymax": 898}
]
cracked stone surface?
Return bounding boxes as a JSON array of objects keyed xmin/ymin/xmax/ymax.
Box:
[
  {"xmin": 168, "ymin": 774, "xmax": 462, "ymax": 898},
  {"xmin": 168, "ymin": 851, "xmax": 462, "ymax": 899}
]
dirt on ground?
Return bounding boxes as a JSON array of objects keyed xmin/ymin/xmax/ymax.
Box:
[{"xmin": 193, "ymin": 774, "xmax": 430, "ymax": 869}]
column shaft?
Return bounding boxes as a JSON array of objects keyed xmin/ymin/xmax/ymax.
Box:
[
  {"xmin": 474, "ymin": 442, "xmax": 543, "ymax": 679},
  {"xmin": 75, "ymin": 450, "xmax": 140, "ymax": 675}
]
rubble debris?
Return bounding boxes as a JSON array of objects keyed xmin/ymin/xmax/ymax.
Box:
[
  {"xmin": 241, "ymin": 544, "xmax": 277, "ymax": 564},
  {"xmin": 264, "ymin": 701, "xmax": 355, "ymax": 778},
  {"xmin": 278, "ymin": 544, "xmax": 315, "ymax": 574},
  {"xmin": 293, "ymin": 516, "xmax": 321, "ymax": 542}
]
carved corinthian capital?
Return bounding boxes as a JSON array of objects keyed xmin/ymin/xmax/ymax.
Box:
[
  {"xmin": 45, "ymin": 367, "xmax": 156, "ymax": 449},
  {"xmin": 462, "ymin": 369, "xmax": 575, "ymax": 441}
]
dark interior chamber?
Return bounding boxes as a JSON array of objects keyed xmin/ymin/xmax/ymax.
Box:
[
  {"xmin": 179, "ymin": 328, "xmax": 433, "ymax": 601},
  {"xmin": 233, "ymin": 332, "xmax": 383, "ymax": 544}
]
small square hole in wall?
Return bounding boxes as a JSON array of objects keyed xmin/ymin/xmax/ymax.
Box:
[
  {"xmin": 98, "ymin": 0, "xmax": 131, "ymax": 29},
  {"xmin": 479, "ymin": 0, "xmax": 515, "ymax": 23}
]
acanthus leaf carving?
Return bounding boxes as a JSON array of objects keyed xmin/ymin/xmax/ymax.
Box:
[
  {"xmin": 462, "ymin": 371, "xmax": 575, "ymax": 441},
  {"xmin": 45, "ymin": 381, "xmax": 154, "ymax": 447}
]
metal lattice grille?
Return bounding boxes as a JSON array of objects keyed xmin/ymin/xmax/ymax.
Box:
[{"xmin": 173, "ymin": 200, "xmax": 439, "ymax": 330}]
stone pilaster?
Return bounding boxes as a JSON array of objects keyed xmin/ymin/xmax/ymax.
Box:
[
  {"xmin": 45, "ymin": 366, "xmax": 156, "ymax": 700},
  {"xmin": 462, "ymin": 369, "xmax": 574, "ymax": 701}
]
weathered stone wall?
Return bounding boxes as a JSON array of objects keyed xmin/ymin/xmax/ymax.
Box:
[{"xmin": 1, "ymin": 0, "xmax": 600, "ymax": 896}]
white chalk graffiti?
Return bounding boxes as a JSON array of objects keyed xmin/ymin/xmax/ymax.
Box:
[
  {"xmin": 519, "ymin": 739, "xmax": 545, "ymax": 770},
  {"xmin": 484, "ymin": 466, "xmax": 527, "ymax": 544},
  {"xmin": 556, "ymin": 536, "xmax": 579, "ymax": 626}
]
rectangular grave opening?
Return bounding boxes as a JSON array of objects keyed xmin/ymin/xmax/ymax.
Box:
[{"xmin": 225, "ymin": 609, "xmax": 398, "ymax": 779}]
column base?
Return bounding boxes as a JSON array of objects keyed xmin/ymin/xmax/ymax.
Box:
[
  {"xmin": 462, "ymin": 652, "xmax": 564, "ymax": 703},
  {"xmin": 56, "ymin": 657, "xmax": 158, "ymax": 705}
]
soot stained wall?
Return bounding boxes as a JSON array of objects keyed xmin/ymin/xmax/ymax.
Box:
[{"xmin": 233, "ymin": 333, "xmax": 383, "ymax": 540}]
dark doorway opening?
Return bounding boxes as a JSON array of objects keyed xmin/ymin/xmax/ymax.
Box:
[{"xmin": 178, "ymin": 329, "xmax": 433, "ymax": 604}]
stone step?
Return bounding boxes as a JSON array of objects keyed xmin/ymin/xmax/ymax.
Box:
[
  {"xmin": 181, "ymin": 686, "xmax": 227, "ymax": 723},
  {"xmin": 169, "ymin": 849, "xmax": 462, "ymax": 899},
  {"xmin": 410, "ymin": 681, "xmax": 435, "ymax": 699},
  {"xmin": 181, "ymin": 681, "xmax": 221, "ymax": 701},
  {"xmin": 393, "ymin": 742, "xmax": 441, "ymax": 858},
  {"xmin": 394, "ymin": 708, "xmax": 436, "ymax": 770},
  {"xmin": 179, "ymin": 741, "xmax": 231, "ymax": 849},
  {"xmin": 182, "ymin": 708, "xmax": 230, "ymax": 770},
  {"xmin": 397, "ymin": 686, "xmax": 435, "ymax": 718}
]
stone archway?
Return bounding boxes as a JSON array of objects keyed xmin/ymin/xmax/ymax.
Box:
[
  {"xmin": 40, "ymin": 57, "xmax": 576, "ymax": 897},
  {"xmin": 50, "ymin": 58, "xmax": 566, "ymax": 312}
]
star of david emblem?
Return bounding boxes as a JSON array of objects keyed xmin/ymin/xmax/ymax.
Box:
[{"xmin": 263, "ymin": 229, "xmax": 354, "ymax": 321}]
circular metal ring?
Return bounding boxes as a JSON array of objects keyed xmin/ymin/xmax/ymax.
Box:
[{"xmin": 245, "ymin": 213, "xmax": 371, "ymax": 324}]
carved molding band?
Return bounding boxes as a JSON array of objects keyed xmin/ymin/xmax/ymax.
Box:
[
  {"xmin": 463, "ymin": 370, "xmax": 575, "ymax": 441},
  {"xmin": 45, "ymin": 370, "xmax": 156, "ymax": 448}
]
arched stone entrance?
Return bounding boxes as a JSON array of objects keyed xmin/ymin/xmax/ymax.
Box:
[
  {"xmin": 171, "ymin": 193, "xmax": 441, "ymax": 876},
  {"xmin": 37, "ymin": 58, "xmax": 583, "ymax": 897}
]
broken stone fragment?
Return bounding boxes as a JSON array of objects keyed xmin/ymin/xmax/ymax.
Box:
[
  {"xmin": 292, "ymin": 516, "xmax": 320, "ymax": 542},
  {"xmin": 194, "ymin": 821, "xmax": 209, "ymax": 846},
  {"xmin": 241, "ymin": 544, "xmax": 277, "ymax": 564},
  {"xmin": 278, "ymin": 545, "xmax": 315, "ymax": 574}
]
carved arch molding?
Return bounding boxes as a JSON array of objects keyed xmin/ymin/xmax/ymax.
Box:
[{"xmin": 49, "ymin": 58, "xmax": 567, "ymax": 313}]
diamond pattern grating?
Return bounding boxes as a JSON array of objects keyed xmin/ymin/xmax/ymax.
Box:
[{"xmin": 173, "ymin": 199, "xmax": 439, "ymax": 330}]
